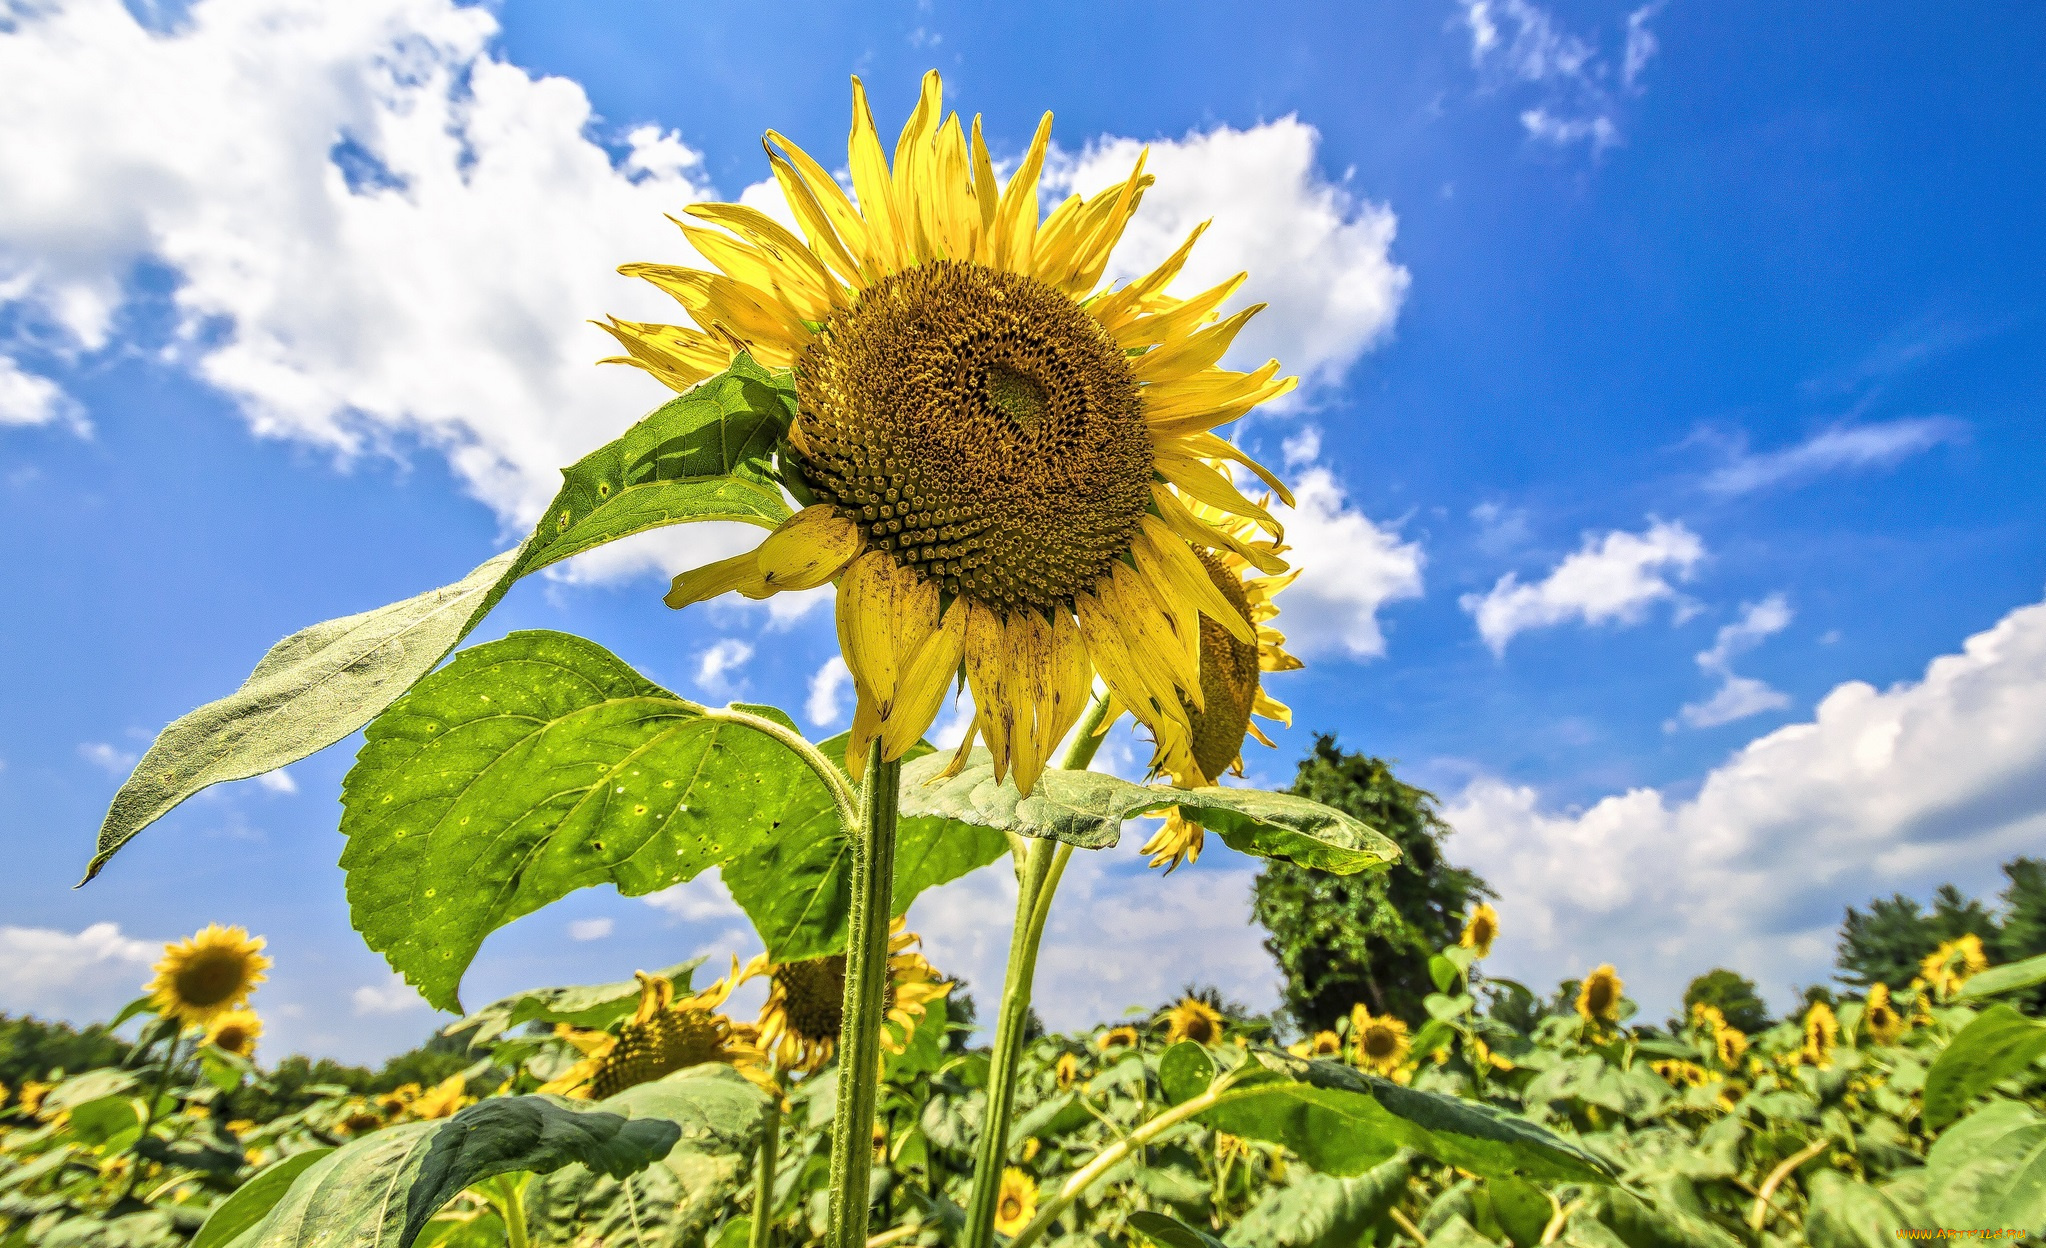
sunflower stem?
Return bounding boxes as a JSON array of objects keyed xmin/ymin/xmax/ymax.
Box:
[
  {"xmin": 488, "ymin": 1175, "xmax": 530, "ymax": 1248},
  {"xmin": 960, "ymin": 692, "xmax": 1111, "ymax": 1248},
  {"xmin": 750, "ymin": 1092, "xmax": 781, "ymax": 1248},
  {"xmin": 826, "ymin": 740, "xmax": 900, "ymax": 1248}
]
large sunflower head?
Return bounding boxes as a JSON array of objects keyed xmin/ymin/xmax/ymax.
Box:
[
  {"xmin": 203, "ymin": 1010, "xmax": 262, "ymax": 1059},
  {"xmin": 541, "ymin": 966, "xmax": 769, "ymax": 1098},
  {"xmin": 1919, "ymin": 934, "xmax": 1989, "ymax": 1000},
  {"xmin": 1575, "ymin": 965, "xmax": 1624, "ymax": 1026},
  {"xmin": 146, "ymin": 925, "xmax": 271, "ymax": 1028},
  {"xmin": 1162, "ymin": 996, "xmax": 1226, "ymax": 1046},
  {"xmin": 1349, "ymin": 1004, "xmax": 1410, "ymax": 1075},
  {"xmin": 1802, "ymin": 1001, "xmax": 1839, "ymax": 1068},
  {"xmin": 993, "ymin": 1167, "xmax": 1039, "ymax": 1238},
  {"xmin": 1460, "ymin": 903, "xmax": 1500, "ymax": 959},
  {"xmin": 1862, "ymin": 982, "xmax": 1906, "ymax": 1047},
  {"xmin": 742, "ymin": 919, "xmax": 949, "ymax": 1074},
  {"xmin": 630, "ymin": 72, "xmax": 1296, "ymax": 794}
]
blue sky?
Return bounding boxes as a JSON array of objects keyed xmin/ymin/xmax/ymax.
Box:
[{"xmin": 2, "ymin": 0, "xmax": 2043, "ymax": 1062}]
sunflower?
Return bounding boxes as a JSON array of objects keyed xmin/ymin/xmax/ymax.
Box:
[
  {"xmin": 1287, "ymin": 1030, "xmax": 1342, "ymax": 1059},
  {"xmin": 203, "ymin": 1010, "xmax": 262, "ymax": 1059},
  {"xmin": 406, "ymin": 1073, "xmax": 472, "ymax": 1121},
  {"xmin": 1862, "ymin": 983, "xmax": 1906, "ymax": 1047},
  {"xmin": 146, "ymin": 925, "xmax": 271, "ymax": 1028},
  {"xmin": 541, "ymin": 967, "xmax": 770, "ymax": 1098},
  {"xmin": 1472, "ymin": 1038, "xmax": 1514, "ymax": 1072},
  {"xmin": 993, "ymin": 1167, "xmax": 1038, "ymax": 1238},
  {"xmin": 337, "ymin": 1104, "xmax": 384, "ymax": 1136},
  {"xmin": 1097, "ymin": 1025, "xmax": 1140, "ymax": 1052},
  {"xmin": 1803, "ymin": 1002, "xmax": 1839, "ymax": 1068},
  {"xmin": 1575, "ymin": 965, "xmax": 1624, "ymax": 1026},
  {"xmin": 1713, "ymin": 1025, "xmax": 1749, "ymax": 1070},
  {"xmin": 1920, "ymin": 934, "xmax": 1989, "ymax": 1000},
  {"xmin": 1689, "ymin": 1002, "xmax": 1726, "ymax": 1034},
  {"xmin": 1163, "ymin": 996, "xmax": 1226, "ymax": 1046},
  {"xmin": 1460, "ymin": 903, "xmax": 1500, "ymax": 959},
  {"xmin": 1020, "ymin": 1136, "xmax": 1042, "ymax": 1163},
  {"xmin": 1054, "ymin": 1052, "xmax": 1081, "ymax": 1090},
  {"xmin": 742, "ymin": 919, "xmax": 950, "ymax": 1074},
  {"xmin": 376, "ymin": 1084, "xmax": 421, "ymax": 1115},
  {"xmin": 1653, "ymin": 1059, "xmax": 1711, "ymax": 1089},
  {"xmin": 1349, "ymin": 1004, "xmax": 1410, "ymax": 1075},
  {"xmin": 15, "ymin": 1081, "xmax": 51, "ymax": 1118},
  {"xmin": 1138, "ymin": 510, "xmax": 1300, "ymax": 870},
  {"xmin": 627, "ymin": 71, "xmax": 1296, "ymax": 794}
]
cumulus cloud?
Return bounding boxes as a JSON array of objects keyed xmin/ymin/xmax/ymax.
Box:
[
  {"xmin": 0, "ymin": 354, "xmax": 85, "ymax": 431},
  {"xmin": 78, "ymin": 741, "xmax": 138, "ymax": 773},
  {"xmin": 0, "ymin": 922, "xmax": 158, "ymax": 1023},
  {"xmin": 805, "ymin": 656, "xmax": 852, "ymax": 729},
  {"xmin": 1460, "ymin": 0, "xmax": 1663, "ymax": 151},
  {"xmin": 1461, "ymin": 519, "xmax": 1704, "ymax": 655},
  {"xmin": 567, "ymin": 917, "xmax": 613, "ymax": 942},
  {"xmin": 351, "ymin": 972, "xmax": 428, "ymax": 1015},
  {"xmin": 254, "ymin": 767, "xmax": 298, "ymax": 794},
  {"xmin": 1269, "ymin": 468, "xmax": 1425, "ymax": 659},
  {"xmin": 1280, "ymin": 426, "xmax": 1321, "ymax": 469},
  {"xmin": 1674, "ymin": 594, "xmax": 1793, "ymax": 730},
  {"xmin": 643, "ymin": 869, "xmax": 745, "ymax": 922},
  {"xmin": 1048, "ymin": 117, "xmax": 1409, "ymax": 391},
  {"xmin": 1445, "ymin": 590, "xmax": 2046, "ymax": 1013},
  {"xmin": 693, "ymin": 638, "xmax": 754, "ymax": 697},
  {"xmin": 1702, "ymin": 418, "xmax": 1964, "ymax": 496}
]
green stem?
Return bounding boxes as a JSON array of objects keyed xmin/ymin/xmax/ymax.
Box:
[
  {"xmin": 120, "ymin": 1028, "xmax": 185, "ymax": 1202},
  {"xmin": 490, "ymin": 1175, "xmax": 530, "ymax": 1248},
  {"xmin": 1006, "ymin": 1082, "xmax": 1232, "ymax": 1248},
  {"xmin": 750, "ymin": 1092, "xmax": 781, "ymax": 1248},
  {"xmin": 960, "ymin": 693, "xmax": 1111, "ymax": 1248},
  {"xmin": 826, "ymin": 741, "xmax": 901, "ymax": 1248}
]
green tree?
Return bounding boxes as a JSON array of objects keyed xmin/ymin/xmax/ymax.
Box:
[
  {"xmin": 1838, "ymin": 882, "xmax": 2000, "ymax": 989},
  {"xmin": 1251, "ymin": 737, "xmax": 1492, "ymax": 1031},
  {"xmin": 0, "ymin": 1014, "xmax": 131, "ymax": 1090},
  {"xmin": 1997, "ymin": 857, "xmax": 2046, "ymax": 962},
  {"xmin": 1681, "ymin": 968, "xmax": 1772, "ymax": 1034}
]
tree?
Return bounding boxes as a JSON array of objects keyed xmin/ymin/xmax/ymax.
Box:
[
  {"xmin": 0, "ymin": 1014, "xmax": 131, "ymax": 1089},
  {"xmin": 1251, "ymin": 737, "xmax": 1492, "ymax": 1031},
  {"xmin": 1681, "ymin": 969, "xmax": 1772, "ymax": 1034},
  {"xmin": 1997, "ymin": 857, "xmax": 2046, "ymax": 963},
  {"xmin": 1838, "ymin": 882, "xmax": 2001, "ymax": 989}
]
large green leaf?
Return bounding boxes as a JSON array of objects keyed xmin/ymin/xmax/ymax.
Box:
[
  {"xmin": 1958, "ymin": 952, "xmax": 2046, "ymax": 1001},
  {"xmin": 191, "ymin": 1149, "xmax": 334, "ymax": 1248},
  {"xmin": 1804, "ymin": 1171, "xmax": 1924, "ymax": 1248},
  {"xmin": 515, "ymin": 355, "xmax": 793, "ymax": 578},
  {"xmin": 445, "ymin": 959, "xmax": 707, "ymax": 1047},
  {"xmin": 1926, "ymin": 1099, "xmax": 2046, "ymax": 1231},
  {"xmin": 896, "ymin": 748, "xmax": 1399, "ymax": 874},
  {"xmin": 1922, "ymin": 1004, "xmax": 2046, "ymax": 1130},
  {"xmin": 1196, "ymin": 1049, "xmax": 1611, "ymax": 1185},
  {"xmin": 1128, "ymin": 1211, "xmax": 1229, "ymax": 1248},
  {"xmin": 1221, "ymin": 1154, "xmax": 1411, "ymax": 1248}
]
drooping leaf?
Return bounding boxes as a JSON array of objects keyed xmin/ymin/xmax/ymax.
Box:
[
  {"xmin": 1804, "ymin": 1171, "xmax": 1926, "ymax": 1248},
  {"xmin": 1578, "ymin": 1187, "xmax": 1743, "ymax": 1248},
  {"xmin": 63, "ymin": 1095, "xmax": 145, "ymax": 1149},
  {"xmin": 1221, "ymin": 1154, "xmax": 1412, "ymax": 1248},
  {"xmin": 235, "ymin": 1121, "xmax": 440, "ymax": 1248},
  {"xmin": 1197, "ymin": 1049, "xmax": 1611, "ymax": 1184},
  {"xmin": 1957, "ymin": 952, "xmax": 2046, "ymax": 1001},
  {"xmin": 190, "ymin": 1148, "xmax": 334, "ymax": 1248},
  {"xmin": 897, "ymin": 748, "xmax": 1399, "ymax": 874},
  {"xmin": 445, "ymin": 959, "xmax": 707, "ymax": 1047},
  {"xmin": 1922, "ymin": 1003, "xmax": 2046, "ymax": 1130},
  {"xmin": 1159, "ymin": 1041, "xmax": 1218, "ymax": 1106},
  {"xmin": 1128, "ymin": 1210, "xmax": 1230, "ymax": 1248},
  {"xmin": 38, "ymin": 1069, "xmax": 140, "ymax": 1116}
]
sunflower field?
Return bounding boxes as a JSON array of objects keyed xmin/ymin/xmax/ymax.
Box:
[{"xmin": 24, "ymin": 68, "xmax": 2046, "ymax": 1248}]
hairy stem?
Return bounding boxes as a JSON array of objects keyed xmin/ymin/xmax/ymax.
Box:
[
  {"xmin": 826, "ymin": 741, "xmax": 901, "ymax": 1248},
  {"xmin": 750, "ymin": 1092, "xmax": 781, "ymax": 1248},
  {"xmin": 489, "ymin": 1175, "xmax": 530, "ymax": 1248}
]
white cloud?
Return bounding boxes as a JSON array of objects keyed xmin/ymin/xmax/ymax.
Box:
[
  {"xmin": 1280, "ymin": 425, "xmax": 1321, "ymax": 469},
  {"xmin": 0, "ymin": 354, "xmax": 85, "ymax": 431},
  {"xmin": 1461, "ymin": 519, "xmax": 1704, "ymax": 655},
  {"xmin": 1048, "ymin": 118, "xmax": 1409, "ymax": 391},
  {"xmin": 1270, "ymin": 468, "xmax": 1425, "ymax": 659},
  {"xmin": 1469, "ymin": 500, "xmax": 1532, "ymax": 556},
  {"xmin": 693, "ymin": 638, "xmax": 753, "ymax": 698},
  {"xmin": 351, "ymin": 972, "xmax": 428, "ymax": 1015},
  {"xmin": 254, "ymin": 767, "xmax": 298, "ymax": 794},
  {"xmin": 1520, "ymin": 109, "xmax": 1617, "ymax": 149},
  {"xmin": 1675, "ymin": 596, "xmax": 1794, "ymax": 729},
  {"xmin": 0, "ymin": 922, "xmax": 158, "ymax": 1024},
  {"xmin": 78, "ymin": 741, "xmax": 138, "ymax": 773},
  {"xmin": 1445, "ymin": 589, "xmax": 2046, "ymax": 1013},
  {"xmin": 805, "ymin": 656, "xmax": 852, "ymax": 729},
  {"xmin": 567, "ymin": 917, "xmax": 613, "ymax": 942},
  {"xmin": 1702, "ymin": 418, "xmax": 1964, "ymax": 496},
  {"xmin": 643, "ymin": 869, "xmax": 744, "ymax": 922},
  {"xmin": 1623, "ymin": 1, "xmax": 1667, "ymax": 90},
  {"xmin": 1461, "ymin": 0, "xmax": 1656, "ymax": 151}
]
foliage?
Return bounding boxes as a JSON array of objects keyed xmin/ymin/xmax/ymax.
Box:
[
  {"xmin": 0, "ymin": 1013, "xmax": 131, "ymax": 1089},
  {"xmin": 1838, "ymin": 884, "xmax": 1999, "ymax": 989},
  {"xmin": 1253, "ymin": 738, "xmax": 1493, "ymax": 1030},
  {"xmin": 1681, "ymin": 969, "xmax": 1773, "ymax": 1036}
]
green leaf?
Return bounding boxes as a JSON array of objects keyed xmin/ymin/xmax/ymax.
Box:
[
  {"xmin": 1199, "ymin": 1049, "xmax": 1611, "ymax": 1184},
  {"xmin": 1804, "ymin": 1171, "xmax": 1928, "ymax": 1248},
  {"xmin": 1487, "ymin": 1176, "xmax": 1552, "ymax": 1248},
  {"xmin": 1957, "ymin": 952, "xmax": 2046, "ymax": 1001},
  {"xmin": 87, "ymin": 357, "xmax": 797, "ymax": 881},
  {"xmin": 1430, "ymin": 955, "xmax": 1461, "ymax": 995},
  {"xmin": 1922, "ymin": 1003, "xmax": 2046, "ymax": 1130},
  {"xmin": 401, "ymin": 1097, "xmax": 681, "ymax": 1248},
  {"xmin": 1926, "ymin": 1099, "xmax": 2046, "ymax": 1230},
  {"xmin": 64, "ymin": 1095, "xmax": 144, "ymax": 1148},
  {"xmin": 1128, "ymin": 1210, "xmax": 1230, "ymax": 1248},
  {"xmin": 1579, "ymin": 1187, "xmax": 1742, "ymax": 1248},
  {"xmin": 1159, "ymin": 1041, "xmax": 1217, "ymax": 1106},
  {"xmin": 40, "ymin": 1069, "xmax": 140, "ymax": 1116},
  {"xmin": 340, "ymin": 631, "xmax": 826, "ymax": 1010},
  {"xmin": 516, "ymin": 355, "xmax": 794, "ymax": 578},
  {"xmin": 896, "ymin": 748, "xmax": 1399, "ymax": 874},
  {"xmin": 445, "ymin": 959, "xmax": 707, "ymax": 1047},
  {"xmin": 236, "ymin": 1121, "xmax": 441, "ymax": 1248},
  {"xmin": 190, "ymin": 1148, "xmax": 334, "ymax": 1248},
  {"xmin": 1221, "ymin": 1154, "xmax": 1412, "ymax": 1248}
]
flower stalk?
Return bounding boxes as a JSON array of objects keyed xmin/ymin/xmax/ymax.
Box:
[
  {"xmin": 826, "ymin": 741, "xmax": 902, "ymax": 1247},
  {"xmin": 750, "ymin": 1091, "xmax": 781, "ymax": 1248}
]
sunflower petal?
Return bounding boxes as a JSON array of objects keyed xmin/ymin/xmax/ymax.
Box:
[
  {"xmin": 992, "ymin": 112, "xmax": 1052, "ymax": 273},
  {"xmin": 757, "ymin": 506, "xmax": 865, "ymax": 591},
  {"xmin": 848, "ymin": 77, "xmax": 906, "ymax": 274},
  {"xmin": 883, "ymin": 598, "xmax": 966, "ymax": 760},
  {"xmin": 962, "ymin": 601, "xmax": 1017, "ymax": 785},
  {"xmin": 1133, "ymin": 516, "xmax": 1255, "ymax": 645},
  {"xmin": 666, "ymin": 549, "xmax": 772, "ymax": 609}
]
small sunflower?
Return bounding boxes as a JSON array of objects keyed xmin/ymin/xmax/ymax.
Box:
[
  {"xmin": 1689, "ymin": 1002, "xmax": 1726, "ymax": 1034},
  {"xmin": 742, "ymin": 919, "xmax": 950, "ymax": 1074},
  {"xmin": 1803, "ymin": 1002, "xmax": 1839, "ymax": 1068},
  {"xmin": 15, "ymin": 1081, "xmax": 52, "ymax": 1118},
  {"xmin": 1163, "ymin": 997, "xmax": 1226, "ymax": 1046},
  {"xmin": 1020, "ymin": 1136, "xmax": 1042, "ymax": 1163},
  {"xmin": 1137, "ymin": 501, "xmax": 1300, "ymax": 871},
  {"xmin": 1460, "ymin": 903, "xmax": 1500, "ymax": 959},
  {"xmin": 1653, "ymin": 1059, "xmax": 1711, "ymax": 1089},
  {"xmin": 1713, "ymin": 1024, "xmax": 1749, "ymax": 1069},
  {"xmin": 406, "ymin": 1073, "xmax": 472, "ymax": 1121},
  {"xmin": 1054, "ymin": 1052, "xmax": 1081, "ymax": 1090},
  {"xmin": 338, "ymin": 1104, "xmax": 384, "ymax": 1136},
  {"xmin": 1097, "ymin": 1025, "xmax": 1140, "ymax": 1052},
  {"xmin": 1349, "ymin": 1004, "xmax": 1410, "ymax": 1076},
  {"xmin": 541, "ymin": 967, "xmax": 769, "ymax": 1098},
  {"xmin": 376, "ymin": 1084, "xmax": 421, "ymax": 1115},
  {"xmin": 993, "ymin": 1167, "xmax": 1038, "ymax": 1238},
  {"xmin": 203, "ymin": 1010, "xmax": 262, "ymax": 1059},
  {"xmin": 1472, "ymin": 1038, "xmax": 1514, "ymax": 1071},
  {"xmin": 146, "ymin": 925, "xmax": 271, "ymax": 1028},
  {"xmin": 1862, "ymin": 983, "xmax": 1906, "ymax": 1047},
  {"xmin": 1575, "ymin": 965, "xmax": 1624, "ymax": 1026},
  {"xmin": 1919, "ymin": 934, "xmax": 1989, "ymax": 1000},
  {"xmin": 1297, "ymin": 1030, "xmax": 1343, "ymax": 1059},
  {"xmin": 632, "ymin": 72, "xmax": 1296, "ymax": 795}
]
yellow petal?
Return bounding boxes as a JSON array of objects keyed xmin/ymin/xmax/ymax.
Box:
[
  {"xmin": 992, "ymin": 112, "xmax": 1052, "ymax": 273},
  {"xmin": 757, "ymin": 507, "xmax": 865, "ymax": 591},
  {"xmin": 1156, "ymin": 452, "xmax": 1281, "ymax": 538},
  {"xmin": 962, "ymin": 601, "xmax": 1017, "ymax": 785},
  {"xmin": 1252, "ymin": 688, "xmax": 1293, "ymax": 727},
  {"xmin": 838, "ymin": 552, "xmax": 938, "ymax": 714},
  {"xmin": 763, "ymin": 140, "xmax": 867, "ymax": 286},
  {"xmin": 845, "ymin": 689, "xmax": 882, "ymax": 779},
  {"xmin": 1133, "ymin": 516, "xmax": 1255, "ymax": 646},
  {"xmin": 968, "ymin": 115, "xmax": 1001, "ymax": 256},
  {"xmin": 1177, "ymin": 431, "xmax": 1296, "ymax": 508},
  {"xmin": 1091, "ymin": 221, "xmax": 1210, "ymax": 333},
  {"xmin": 848, "ymin": 77, "xmax": 906, "ymax": 274},
  {"xmin": 1133, "ymin": 303, "xmax": 1266, "ymax": 385},
  {"xmin": 1152, "ymin": 484, "xmax": 1288, "ymax": 575},
  {"xmin": 665, "ymin": 549, "xmax": 770, "ymax": 609},
  {"xmin": 883, "ymin": 598, "xmax": 966, "ymax": 759},
  {"xmin": 1035, "ymin": 609, "xmax": 1093, "ymax": 776},
  {"xmin": 1007, "ymin": 609, "xmax": 1052, "ymax": 794}
]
